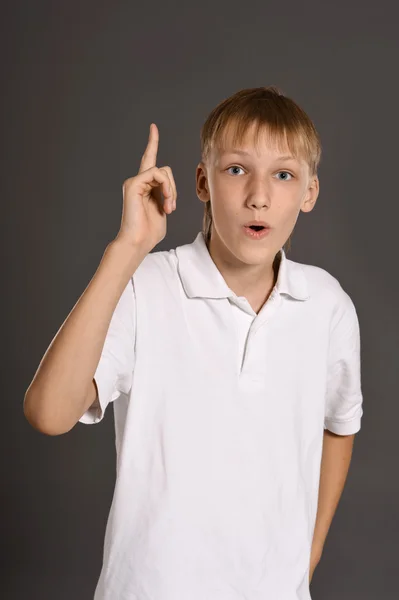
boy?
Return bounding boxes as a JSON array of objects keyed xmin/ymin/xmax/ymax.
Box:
[{"xmin": 24, "ymin": 86, "xmax": 363, "ymax": 599}]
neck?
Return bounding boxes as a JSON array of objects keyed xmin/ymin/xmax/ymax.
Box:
[{"xmin": 205, "ymin": 233, "xmax": 281, "ymax": 301}]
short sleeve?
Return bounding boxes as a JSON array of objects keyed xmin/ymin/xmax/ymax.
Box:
[
  {"xmin": 324, "ymin": 291, "xmax": 363, "ymax": 435},
  {"xmin": 79, "ymin": 277, "xmax": 136, "ymax": 425}
]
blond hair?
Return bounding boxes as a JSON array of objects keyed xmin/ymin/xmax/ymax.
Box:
[{"xmin": 200, "ymin": 86, "xmax": 322, "ymax": 254}]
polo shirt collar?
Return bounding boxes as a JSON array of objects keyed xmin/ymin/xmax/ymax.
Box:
[{"xmin": 175, "ymin": 232, "xmax": 310, "ymax": 301}]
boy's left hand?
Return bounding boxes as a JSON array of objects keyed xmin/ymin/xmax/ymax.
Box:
[{"xmin": 309, "ymin": 544, "xmax": 323, "ymax": 584}]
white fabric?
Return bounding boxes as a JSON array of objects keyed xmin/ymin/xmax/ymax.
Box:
[{"xmin": 79, "ymin": 231, "xmax": 363, "ymax": 600}]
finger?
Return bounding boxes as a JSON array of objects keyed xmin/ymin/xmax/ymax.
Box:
[
  {"xmin": 158, "ymin": 167, "xmax": 174, "ymax": 211},
  {"xmin": 138, "ymin": 167, "xmax": 173, "ymax": 214},
  {"xmin": 139, "ymin": 123, "xmax": 159, "ymax": 174},
  {"xmin": 162, "ymin": 166, "xmax": 177, "ymax": 209}
]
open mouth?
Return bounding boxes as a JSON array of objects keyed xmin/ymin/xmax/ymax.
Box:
[
  {"xmin": 242, "ymin": 224, "xmax": 271, "ymax": 239},
  {"xmin": 248, "ymin": 225, "xmax": 265, "ymax": 231}
]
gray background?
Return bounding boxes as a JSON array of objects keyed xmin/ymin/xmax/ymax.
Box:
[{"xmin": 2, "ymin": 0, "xmax": 398, "ymax": 598}]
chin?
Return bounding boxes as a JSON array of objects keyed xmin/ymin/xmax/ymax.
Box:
[{"xmin": 235, "ymin": 242, "xmax": 275, "ymax": 264}]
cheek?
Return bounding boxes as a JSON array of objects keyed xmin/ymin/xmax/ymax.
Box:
[
  {"xmin": 285, "ymin": 208, "xmax": 302, "ymax": 228},
  {"xmin": 210, "ymin": 187, "xmax": 238, "ymax": 214},
  {"xmin": 276, "ymin": 200, "xmax": 301, "ymax": 227}
]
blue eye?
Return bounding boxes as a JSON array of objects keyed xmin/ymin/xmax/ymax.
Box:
[
  {"xmin": 226, "ymin": 167, "xmax": 294, "ymax": 180},
  {"xmin": 226, "ymin": 166, "xmax": 244, "ymax": 176},
  {"xmin": 275, "ymin": 171, "xmax": 293, "ymax": 181}
]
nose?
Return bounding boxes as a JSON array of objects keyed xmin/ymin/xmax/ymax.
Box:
[
  {"xmin": 248, "ymin": 198, "xmax": 269, "ymax": 209},
  {"xmin": 246, "ymin": 179, "xmax": 271, "ymax": 209}
]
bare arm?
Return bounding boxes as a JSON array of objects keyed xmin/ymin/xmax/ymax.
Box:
[
  {"xmin": 311, "ymin": 430, "xmax": 356, "ymax": 557},
  {"xmin": 23, "ymin": 240, "xmax": 147, "ymax": 435},
  {"xmin": 24, "ymin": 122, "xmax": 178, "ymax": 436}
]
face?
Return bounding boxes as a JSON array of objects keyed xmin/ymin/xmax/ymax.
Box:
[{"xmin": 196, "ymin": 122, "xmax": 319, "ymax": 270}]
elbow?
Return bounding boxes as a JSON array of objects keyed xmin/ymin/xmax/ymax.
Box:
[{"xmin": 23, "ymin": 391, "xmax": 73, "ymax": 436}]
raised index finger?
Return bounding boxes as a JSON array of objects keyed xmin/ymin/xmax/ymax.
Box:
[{"xmin": 139, "ymin": 123, "xmax": 159, "ymax": 173}]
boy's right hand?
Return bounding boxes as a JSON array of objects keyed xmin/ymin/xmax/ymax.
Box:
[{"xmin": 114, "ymin": 123, "xmax": 177, "ymax": 255}]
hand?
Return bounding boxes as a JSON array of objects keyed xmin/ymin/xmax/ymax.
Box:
[
  {"xmin": 114, "ymin": 123, "xmax": 177, "ymax": 255},
  {"xmin": 309, "ymin": 543, "xmax": 322, "ymax": 584}
]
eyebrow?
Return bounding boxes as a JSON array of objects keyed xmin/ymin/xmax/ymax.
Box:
[{"xmin": 221, "ymin": 149, "xmax": 297, "ymax": 161}]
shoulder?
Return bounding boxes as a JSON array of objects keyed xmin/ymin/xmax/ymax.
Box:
[
  {"xmin": 291, "ymin": 257, "xmax": 358, "ymax": 323},
  {"xmin": 131, "ymin": 246, "xmax": 180, "ymax": 296},
  {"xmin": 135, "ymin": 246, "xmax": 178, "ymax": 277}
]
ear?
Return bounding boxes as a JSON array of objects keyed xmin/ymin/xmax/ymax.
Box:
[
  {"xmin": 300, "ymin": 175, "xmax": 320, "ymax": 213},
  {"xmin": 196, "ymin": 162, "xmax": 210, "ymax": 203}
]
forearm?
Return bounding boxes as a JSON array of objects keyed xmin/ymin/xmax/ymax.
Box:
[
  {"xmin": 23, "ymin": 239, "xmax": 146, "ymax": 434},
  {"xmin": 312, "ymin": 430, "xmax": 356, "ymax": 554}
]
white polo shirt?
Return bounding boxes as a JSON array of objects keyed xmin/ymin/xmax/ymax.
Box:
[{"xmin": 79, "ymin": 231, "xmax": 363, "ymax": 600}]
